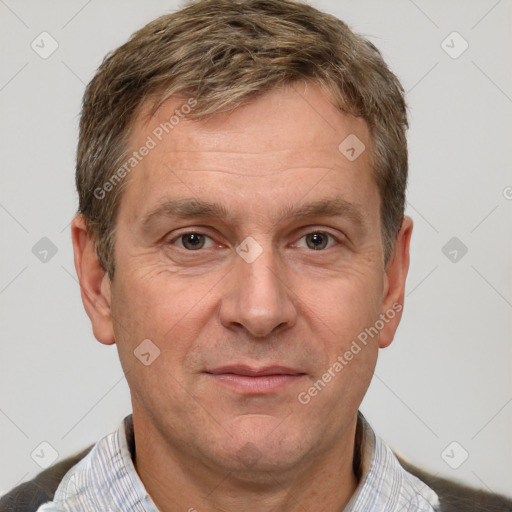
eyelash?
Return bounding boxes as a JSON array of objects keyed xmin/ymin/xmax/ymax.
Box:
[{"xmin": 168, "ymin": 230, "xmax": 341, "ymax": 251}]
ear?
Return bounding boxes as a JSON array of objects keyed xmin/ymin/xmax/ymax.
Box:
[
  {"xmin": 378, "ymin": 216, "xmax": 413, "ymax": 349},
  {"xmin": 71, "ymin": 214, "xmax": 116, "ymax": 345}
]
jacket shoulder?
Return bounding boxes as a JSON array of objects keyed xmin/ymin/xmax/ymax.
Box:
[
  {"xmin": 396, "ymin": 454, "xmax": 512, "ymax": 512},
  {"xmin": 0, "ymin": 445, "xmax": 93, "ymax": 512}
]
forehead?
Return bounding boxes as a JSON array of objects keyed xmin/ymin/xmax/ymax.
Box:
[
  {"xmin": 138, "ymin": 84, "xmax": 369, "ymax": 165},
  {"xmin": 119, "ymin": 84, "xmax": 377, "ymax": 224}
]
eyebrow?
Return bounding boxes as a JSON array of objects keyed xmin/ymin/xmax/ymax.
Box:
[{"xmin": 140, "ymin": 195, "xmax": 367, "ymax": 228}]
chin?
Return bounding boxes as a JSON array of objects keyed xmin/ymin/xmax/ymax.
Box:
[{"xmin": 214, "ymin": 418, "xmax": 312, "ymax": 475}]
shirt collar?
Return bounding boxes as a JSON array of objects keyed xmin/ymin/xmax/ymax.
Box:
[
  {"xmin": 52, "ymin": 416, "xmax": 158, "ymax": 511},
  {"xmin": 49, "ymin": 412, "xmax": 439, "ymax": 511},
  {"xmin": 345, "ymin": 412, "xmax": 440, "ymax": 511}
]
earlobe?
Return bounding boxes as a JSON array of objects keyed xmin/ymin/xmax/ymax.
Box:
[
  {"xmin": 378, "ymin": 216, "xmax": 413, "ymax": 349},
  {"xmin": 71, "ymin": 214, "xmax": 116, "ymax": 345}
]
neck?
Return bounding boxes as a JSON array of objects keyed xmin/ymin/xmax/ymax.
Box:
[{"xmin": 132, "ymin": 414, "xmax": 360, "ymax": 512}]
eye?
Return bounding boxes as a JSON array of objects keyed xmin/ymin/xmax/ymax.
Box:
[
  {"xmin": 174, "ymin": 232, "xmax": 215, "ymax": 250},
  {"xmin": 298, "ymin": 232, "xmax": 337, "ymax": 250}
]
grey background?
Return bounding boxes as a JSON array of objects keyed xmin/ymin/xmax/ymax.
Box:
[{"xmin": 1, "ymin": 0, "xmax": 511, "ymax": 500}]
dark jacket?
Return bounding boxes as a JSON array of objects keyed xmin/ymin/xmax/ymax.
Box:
[{"xmin": 1, "ymin": 448, "xmax": 511, "ymax": 511}]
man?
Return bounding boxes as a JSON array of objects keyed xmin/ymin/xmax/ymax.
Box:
[{"xmin": 1, "ymin": 0, "xmax": 511, "ymax": 511}]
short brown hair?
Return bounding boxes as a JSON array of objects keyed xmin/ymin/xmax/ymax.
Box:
[{"xmin": 77, "ymin": 0, "xmax": 408, "ymax": 279}]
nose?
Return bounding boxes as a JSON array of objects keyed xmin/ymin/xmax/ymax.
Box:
[{"xmin": 219, "ymin": 243, "xmax": 297, "ymax": 338}]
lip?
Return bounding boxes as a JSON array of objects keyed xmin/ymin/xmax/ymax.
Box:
[
  {"xmin": 204, "ymin": 365, "xmax": 306, "ymax": 394},
  {"xmin": 206, "ymin": 365, "xmax": 304, "ymax": 377}
]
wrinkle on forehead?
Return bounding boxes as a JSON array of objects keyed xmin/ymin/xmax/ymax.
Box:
[
  {"xmin": 119, "ymin": 85, "xmax": 377, "ymax": 232},
  {"xmin": 130, "ymin": 84, "xmax": 370, "ymax": 163},
  {"xmin": 144, "ymin": 146, "xmax": 363, "ymax": 179}
]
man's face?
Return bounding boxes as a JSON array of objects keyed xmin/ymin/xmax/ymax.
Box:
[{"xmin": 92, "ymin": 84, "xmax": 407, "ymax": 474}]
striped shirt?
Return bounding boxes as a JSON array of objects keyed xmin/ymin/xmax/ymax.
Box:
[{"xmin": 36, "ymin": 412, "xmax": 440, "ymax": 511}]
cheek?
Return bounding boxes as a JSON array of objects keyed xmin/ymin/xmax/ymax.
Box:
[
  {"xmin": 109, "ymin": 267, "xmax": 219, "ymax": 381},
  {"xmin": 290, "ymin": 267, "xmax": 383, "ymax": 412},
  {"xmin": 293, "ymin": 268, "xmax": 384, "ymax": 346},
  {"xmin": 296, "ymin": 278, "xmax": 380, "ymax": 412},
  {"xmin": 114, "ymin": 262, "xmax": 215, "ymax": 329},
  {"xmin": 109, "ymin": 275, "xmax": 212, "ymax": 418},
  {"xmin": 294, "ymin": 329, "xmax": 377, "ymax": 451}
]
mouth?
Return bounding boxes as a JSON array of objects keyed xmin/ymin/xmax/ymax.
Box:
[{"xmin": 204, "ymin": 365, "xmax": 307, "ymax": 394}]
